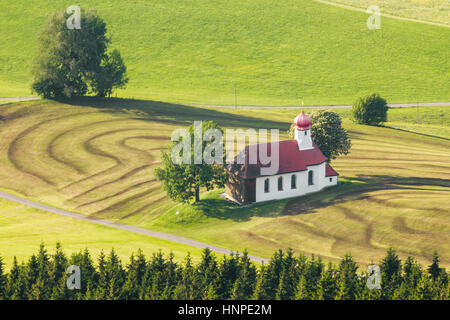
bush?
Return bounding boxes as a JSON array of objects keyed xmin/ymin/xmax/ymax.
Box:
[
  {"xmin": 31, "ymin": 8, "xmax": 128, "ymax": 99},
  {"xmin": 288, "ymin": 110, "xmax": 351, "ymax": 162},
  {"xmin": 352, "ymin": 93, "xmax": 388, "ymax": 125}
]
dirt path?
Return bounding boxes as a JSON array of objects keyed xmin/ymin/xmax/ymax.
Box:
[{"xmin": 0, "ymin": 190, "xmax": 269, "ymax": 263}]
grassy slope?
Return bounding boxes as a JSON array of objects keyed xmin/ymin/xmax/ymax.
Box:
[
  {"xmin": 0, "ymin": 197, "xmax": 205, "ymax": 271},
  {"xmin": 0, "ymin": 0, "xmax": 449, "ymax": 105},
  {"xmin": 323, "ymin": 0, "xmax": 450, "ymax": 26},
  {"xmin": 0, "ymin": 99, "xmax": 448, "ymax": 269}
]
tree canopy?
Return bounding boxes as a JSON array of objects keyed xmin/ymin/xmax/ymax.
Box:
[
  {"xmin": 32, "ymin": 8, "xmax": 128, "ymax": 98},
  {"xmin": 0, "ymin": 245, "xmax": 448, "ymax": 300},
  {"xmin": 352, "ymin": 93, "xmax": 388, "ymax": 125},
  {"xmin": 289, "ymin": 110, "xmax": 351, "ymax": 161},
  {"xmin": 155, "ymin": 121, "xmax": 228, "ymax": 203}
]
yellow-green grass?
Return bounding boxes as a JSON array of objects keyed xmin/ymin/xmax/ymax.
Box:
[
  {"xmin": 0, "ymin": 197, "xmax": 205, "ymax": 271},
  {"xmin": 0, "ymin": 0, "xmax": 449, "ymax": 105},
  {"xmin": 321, "ymin": 0, "xmax": 449, "ymax": 26},
  {"xmin": 0, "ymin": 99, "xmax": 449, "ymax": 269}
]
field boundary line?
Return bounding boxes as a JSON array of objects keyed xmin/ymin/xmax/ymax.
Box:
[
  {"xmin": 0, "ymin": 190, "xmax": 269, "ymax": 263},
  {"xmin": 314, "ymin": 0, "xmax": 450, "ymax": 28}
]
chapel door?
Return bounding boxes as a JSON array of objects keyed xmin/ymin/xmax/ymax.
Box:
[{"xmin": 246, "ymin": 179, "xmax": 256, "ymax": 203}]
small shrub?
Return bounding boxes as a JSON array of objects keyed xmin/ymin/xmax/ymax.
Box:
[{"xmin": 352, "ymin": 93, "xmax": 388, "ymax": 125}]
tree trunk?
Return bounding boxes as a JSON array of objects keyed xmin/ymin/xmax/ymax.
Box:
[{"xmin": 195, "ymin": 185, "xmax": 200, "ymax": 203}]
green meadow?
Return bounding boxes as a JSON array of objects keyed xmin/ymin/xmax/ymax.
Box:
[
  {"xmin": 0, "ymin": 197, "xmax": 205, "ymax": 271},
  {"xmin": 0, "ymin": 0, "xmax": 449, "ymax": 105},
  {"xmin": 0, "ymin": 99, "xmax": 448, "ymax": 269}
]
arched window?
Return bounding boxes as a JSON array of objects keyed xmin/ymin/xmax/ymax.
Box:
[
  {"xmin": 264, "ymin": 178, "xmax": 270, "ymax": 193},
  {"xmin": 308, "ymin": 170, "xmax": 314, "ymax": 185},
  {"xmin": 291, "ymin": 175, "xmax": 297, "ymax": 189},
  {"xmin": 278, "ymin": 176, "xmax": 283, "ymax": 191}
]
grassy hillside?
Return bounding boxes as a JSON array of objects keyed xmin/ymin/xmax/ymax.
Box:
[
  {"xmin": 0, "ymin": 0, "xmax": 449, "ymax": 105},
  {"xmin": 0, "ymin": 99, "xmax": 448, "ymax": 269}
]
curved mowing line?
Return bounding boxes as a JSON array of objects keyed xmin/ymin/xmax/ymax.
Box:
[
  {"xmin": 120, "ymin": 195, "xmax": 168, "ymax": 219},
  {"xmin": 67, "ymin": 164, "xmax": 152, "ymax": 202},
  {"xmin": 75, "ymin": 179, "xmax": 157, "ymax": 210},
  {"xmin": 62, "ymin": 129, "xmax": 142, "ymax": 190},
  {"xmin": 47, "ymin": 118, "xmax": 134, "ymax": 175},
  {"xmin": 61, "ymin": 128, "xmax": 158, "ymax": 191},
  {"xmin": 8, "ymin": 112, "xmax": 95, "ymax": 186},
  {"xmin": 392, "ymin": 217, "xmax": 428, "ymax": 235},
  {"xmin": 364, "ymin": 195, "xmax": 450, "ymax": 215},
  {"xmin": 92, "ymin": 188, "xmax": 157, "ymax": 217}
]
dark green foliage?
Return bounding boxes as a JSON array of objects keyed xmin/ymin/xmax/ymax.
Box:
[
  {"xmin": 0, "ymin": 255, "xmax": 6, "ymax": 299},
  {"xmin": 31, "ymin": 8, "xmax": 127, "ymax": 98},
  {"xmin": 0, "ymin": 245, "xmax": 448, "ymax": 300},
  {"xmin": 380, "ymin": 248, "xmax": 402, "ymax": 299},
  {"xmin": 352, "ymin": 93, "xmax": 388, "ymax": 125},
  {"xmin": 335, "ymin": 254, "xmax": 359, "ymax": 300},
  {"xmin": 288, "ymin": 110, "xmax": 351, "ymax": 161},
  {"xmin": 427, "ymin": 251, "xmax": 442, "ymax": 281},
  {"xmin": 155, "ymin": 121, "xmax": 228, "ymax": 203}
]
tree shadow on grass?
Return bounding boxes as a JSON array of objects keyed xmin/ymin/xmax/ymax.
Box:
[
  {"xmin": 193, "ymin": 195, "xmax": 287, "ymax": 222},
  {"xmin": 195, "ymin": 175, "xmax": 449, "ymax": 222},
  {"xmin": 281, "ymin": 174, "xmax": 450, "ymax": 216},
  {"xmin": 383, "ymin": 125, "xmax": 450, "ymax": 141},
  {"xmin": 56, "ymin": 96, "xmax": 290, "ymax": 130}
]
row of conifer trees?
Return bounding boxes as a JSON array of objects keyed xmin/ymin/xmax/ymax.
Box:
[{"xmin": 0, "ymin": 244, "xmax": 448, "ymax": 300}]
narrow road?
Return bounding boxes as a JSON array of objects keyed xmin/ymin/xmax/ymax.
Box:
[
  {"xmin": 314, "ymin": 0, "xmax": 450, "ymax": 29},
  {"xmin": 0, "ymin": 190, "xmax": 269, "ymax": 263},
  {"xmin": 192, "ymin": 102, "xmax": 450, "ymax": 109},
  {"xmin": 1, "ymin": 97, "xmax": 449, "ymax": 109}
]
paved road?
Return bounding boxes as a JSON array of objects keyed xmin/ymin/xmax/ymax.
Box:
[
  {"xmin": 192, "ymin": 102, "xmax": 450, "ymax": 109},
  {"xmin": 0, "ymin": 97, "xmax": 41, "ymax": 101},
  {"xmin": 0, "ymin": 190, "xmax": 269, "ymax": 263},
  {"xmin": 314, "ymin": 0, "xmax": 450, "ymax": 29},
  {"xmin": 1, "ymin": 96, "xmax": 449, "ymax": 109}
]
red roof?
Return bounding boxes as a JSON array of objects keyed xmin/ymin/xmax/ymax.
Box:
[
  {"xmin": 325, "ymin": 163, "xmax": 338, "ymax": 177},
  {"xmin": 228, "ymin": 140, "xmax": 338, "ymax": 179}
]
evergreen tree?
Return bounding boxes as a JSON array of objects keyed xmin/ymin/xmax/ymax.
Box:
[
  {"xmin": 6, "ymin": 257, "xmax": 20, "ymax": 299},
  {"xmin": 49, "ymin": 243, "xmax": 69, "ymax": 299},
  {"xmin": 427, "ymin": 251, "xmax": 442, "ymax": 281},
  {"xmin": 294, "ymin": 275, "xmax": 309, "ymax": 300},
  {"xmin": 231, "ymin": 251, "xmax": 257, "ymax": 300},
  {"xmin": 122, "ymin": 250, "xmax": 147, "ymax": 299},
  {"xmin": 105, "ymin": 249, "xmax": 125, "ymax": 300},
  {"xmin": 25, "ymin": 254, "xmax": 39, "ymax": 299},
  {"xmin": 415, "ymin": 273, "xmax": 434, "ymax": 300},
  {"xmin": 379, "ymin": 248, "xmax": 402, "ymax": 299},
  {"xmin": 0, "ymin": 255, "xmax": 6, "ymax": 299},
  {"xmin": 276, "ymin": 249, "xmax": 297, "ymax": 300},
  {"xmin": 95, "ymin": 250, "xmax": 108, "ymax": 299},
  {"xmin": 195, "ymin": 248, "xmax": 219, "ymax": 299},
  {"xmin": 173, "ymin": 254, "xmax": 195, "ymax": 300},
  {"xmin": 216, "ymin": 253, "xmax": 240, "ymax": 299},
  {"xmin": 316, "ymin": 262, "xmax": 338, "ymax": 300},
  {"xmin": 335, "ymin": 254, "xmax": 359, "ymax": 300}
]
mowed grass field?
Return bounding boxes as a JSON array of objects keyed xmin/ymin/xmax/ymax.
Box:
[
  {"xmin": 0, "ymin": 99, "xmax": 448, "ymax": 269},
  {"xmin": 0, "ymin": 0, "xmax": 449, "ymax": 105}
]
